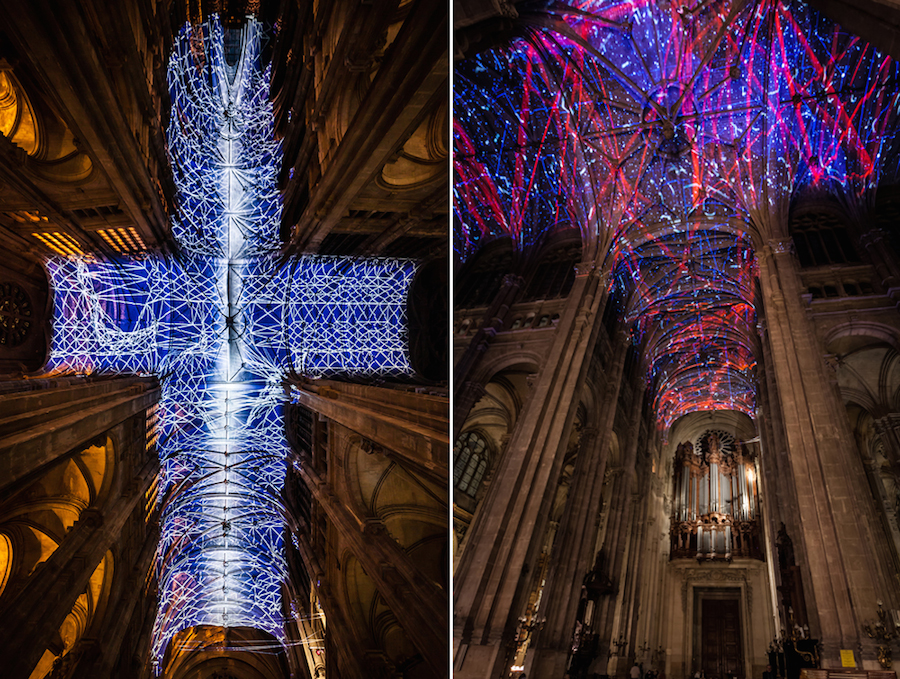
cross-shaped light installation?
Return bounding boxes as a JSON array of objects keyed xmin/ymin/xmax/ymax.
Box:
[{"xmin": 44, "ymin": 17, "xmax": 416, "ymax": 664}]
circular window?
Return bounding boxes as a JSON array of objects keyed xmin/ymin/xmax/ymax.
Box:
[{"xmin": 0, "ymin": 282, "xmax": 32, "ymax": 347}]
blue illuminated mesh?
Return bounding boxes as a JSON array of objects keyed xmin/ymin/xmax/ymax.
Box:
[
  {"xmin": 44, "ymin": 15, "xmax": 415, "ymax": 664},
  {"xmin": 454, "ymin": 0, "xmax": 900, "ymax": 430}
]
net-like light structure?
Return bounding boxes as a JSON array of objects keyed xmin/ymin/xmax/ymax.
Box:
[
  {"xmin": 454, "ymin": 0, "xmax": 900, "ymax": 430},
  {"xmin": 44, "ymin": 16, "xmax": 416, "ymax": 664}
]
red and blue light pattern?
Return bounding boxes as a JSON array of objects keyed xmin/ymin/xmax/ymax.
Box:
[{"xmin": 455, "ymin": 0, "xmax": 900, "ymax": 430}]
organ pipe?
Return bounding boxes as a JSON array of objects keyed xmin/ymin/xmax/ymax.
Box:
[{"xmin": 669, "ymin": 432, "xmax": 763, "ymax": 561}]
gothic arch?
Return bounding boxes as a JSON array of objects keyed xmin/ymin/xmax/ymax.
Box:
[
  {"xmin": 379, "ymin": 98, "xmax": 447, "ymax": 193},
  {"xmin": 453, "ymin": 430, "xmax": 493, "ymax": 504},
  {"xmin": 0, "ymin": 67, "xmax": 94, "ymax": 184},
  {"xmin": 827, "ymin": 334, "xmax": 900, "ymax": 415},
  {"xmin": 0, "ymin": 436, "xmax": 113, "ymax": 591},
  {"xmin": 341, "ymin": 552, "xmax": 382, "ymax": 657},
  {"xmin": 824, "ymin": 322, "xmax": 900, "ymax": 356},
  {"xmin": 667, "ymin": 411, "xmax": 757, "ymax": 452},
  {"xmin": 343, "ymin": 563, "xmax": 432, "ymax": 679},
  {"xmin": 343, "ymin": 435, "xmax": 446, "ymax": 556},
  {"xmin": 26, "ymin": 550, "xmax": 113, "ymax": 679},
  {"xmin": 343, "ymin": 435, "xmax": 381, "ymax": 522},
  {"xmin": 470, "ymin": 353, "xmax": 541, "ymax": 388},
  {"xmin": 163, "ymin": 626, "xmax": 290, "ymax": 679}
]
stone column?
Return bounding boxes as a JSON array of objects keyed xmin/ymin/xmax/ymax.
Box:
[
  {"xmin": 0, "ymin": 375, "xmax": 160, "ymax": 494},
  {"xmin": 528, "ymin": 331, "xmax": 631, "ymax": 677},
  {"xmin": 454, "ymin": 274, "xmax": 525, "ymax": 438},
  {"xmin": 296, "ymin": 533, "xmax": 373, "ymax": 679},
  {"xmin": 298, "ymin": 459, "xmax": 446, "ymax": 676},
  {"xmin": 289, "ymin": 380, "xmax": 448, "ymax": 485},
  {"xmin": 591, "ymin": 381, "xmax": 647, "ymax": 674},
  {"xmin": 756, "ymin": 239, "xmax": 898, "ymax": 666},
  {"xmin": 861, "ymin": 416, "xmax": 900, "ymax": 587},
  {"xmin": 755, "ymin": 332, "xmax": 804, "ymax": 636},
  {"xmin": 68, "ymin": 520, "xmax": 159, "ymax": 679},
  {"xmin": 453, "ymin": 264, "xmax": 607, "ymax": 679},
  {"xmin": 621, "ymin": 481, "xmax": 653, "ymax": 661},
  {"xmin": 0, "ymin": 455, "xmax": 156, "ymax": 679}
]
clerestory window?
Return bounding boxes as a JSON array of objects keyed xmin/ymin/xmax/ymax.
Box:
[
  {"xmin": 791, "ymin": 211, "xmax": 859, "ymax": 267},
  {"xmin": 454, "ymin": 431, "xmax": 490, "ymax": 498}
]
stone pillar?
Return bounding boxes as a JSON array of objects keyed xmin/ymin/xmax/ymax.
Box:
[
  {"xmin": 861, "ymin": 416, "xmax": 900, "ymax": 587},
  {"xmin": 68, "ymin": 520, "xmax": 160, "ymax": 679},
  {"xmin": 0, "ymin": 455, "xmax": 156, "ymax": 679},
  {"xmin": 289, "ymin": 380, "xmax": 448, "ymax": 485},
  {"xmin": 528, "ymin": 331, "xmax": 631, "ymax": 677},
  {"xmin": 755, "ymin": 330, "xmax": 804, "ymax": 637},
  {"xmin": 453, "ymin": 264, "xmax": 607, "ymax": 679},
  {"xmin": 621, "ymin": 483, "xmax": 653, "ymax": 661},
  {"xmin": 297, "ymin": 533, "xmax": 372, "ymax": 679},
  {"xmin": 756, "ymin": 239, "xmax": 898, "ymax": 666},
  {"xmin": 454, "ymin": 274, "xmax": 525, "ymax": 438},
  {"xmin": 590, "ymin": 380, "xmax": 647, "ymax": 675},
  {"xmin": 298, "ymin": 459, "xmax": 446, "ymax": 675}
]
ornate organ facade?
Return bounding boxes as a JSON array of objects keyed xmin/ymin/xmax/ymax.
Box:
[{"xmin": 670, "ymin": 431, "xmax": 762, "ymax": 561}]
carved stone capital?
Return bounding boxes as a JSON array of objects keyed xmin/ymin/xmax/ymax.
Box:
[
  {"xmin": 575, "ymin": 261, "xmax": 597, "ymax": 277},
  {"xmin": 498, "ymin": 0, "xmax": 519, "ymax": 18},
  {"xmin": 78, "ymin": 508, "xmax": 104, "ymax": 529},
  {"xmin": 860, "ymin": 228, "xmax": 888, "ymax": 248},
  {"xmin": 459, "ymin": 380, "xmax": 486, "ymax": 401},
  {"xmin": 580, "ymin": 426, "xmax": 600, "ymax": 443},
  {"xmin": 768, "ymin": 238, "xmax": 794, "ymax": 255},
  {"xmin": 603, "ymin": 467, "xmax": 625, "ymax": 483},
  {"xmin": 363, "ymin": 518, "xmax": 387, "ymax": 536},
  {"xmin": 875, "ymin": 413, "xmax": 900, "ymax": 433},
  {"xmin": 501, "ymin": 273, "xmax": 524, "ymax": 289},
  {"xmin": 361, "ymin": 438, "xmax": 386, "ymax": 457}
]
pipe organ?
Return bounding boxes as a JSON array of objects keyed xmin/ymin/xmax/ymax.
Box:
[{"xmin": 670, "ymin": 430, "xmax": 763, "ymax": 560}]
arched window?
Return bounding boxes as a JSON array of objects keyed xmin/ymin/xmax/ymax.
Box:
[
  {"xmin": 790, "ymin": 211, "xmax": 859, "ymax": 267},
  {"xmin": 454, "ymin": 432, "xmax": 490, "ymax": 498},
  {"xmin": 522, "ymin": 243, "xmax": 581, "ymax": 302},
  {"xmin": 457, "ymin": 245, "xmax": 514, "ymax": 308}
]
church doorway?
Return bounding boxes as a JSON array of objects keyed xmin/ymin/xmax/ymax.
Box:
[{"xmin": 694, "ymin": 588, "xmax": 744, "ymax": 679}]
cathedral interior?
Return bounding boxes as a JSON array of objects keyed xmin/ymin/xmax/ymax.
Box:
[
  {"xmin": 453, "ymin": 1, "xmax": 900, "ymax": 679},
  {"xmin": 4, "ymin": 0, "xmax": 900, "ymax": 678},
  {"xmin": 0, "ymin": 1, "xmax": 447, "ymax": 678}
]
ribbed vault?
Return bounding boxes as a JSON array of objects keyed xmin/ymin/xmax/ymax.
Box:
[{"xmin": 454, "ymin": 0, "xmax": 900, "ymax": 428}]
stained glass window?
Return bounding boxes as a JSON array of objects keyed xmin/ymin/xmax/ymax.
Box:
[{"xmin": 454, "ymin": 432, "xmax": 490, "ymax": 497}]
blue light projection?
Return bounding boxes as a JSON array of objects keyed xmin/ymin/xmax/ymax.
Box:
[
  {"xmin": 454, "ymin": 0, "xmax": 900, "ymax": 430},
  {"xmin": 44, "ymin": 16, "xmax": 416, "ymax": 664}
]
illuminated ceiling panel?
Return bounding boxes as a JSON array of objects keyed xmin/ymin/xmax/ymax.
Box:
[{"xmin": 454, "ymin": 0, "xmax": 900, "ymax": 429}]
